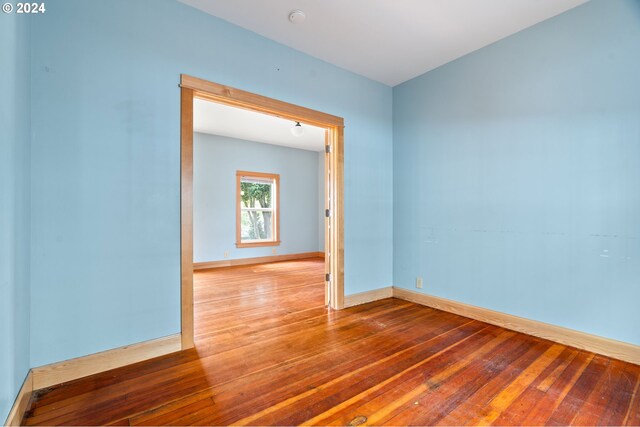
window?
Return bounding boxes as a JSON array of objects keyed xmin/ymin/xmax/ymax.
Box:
[{"xmin": 236, "ymin": 171, "xmax": 280, "ymax": 248}]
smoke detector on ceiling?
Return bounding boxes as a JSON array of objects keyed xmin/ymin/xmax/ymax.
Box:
[{"xmin": 288, "ymin": 10, "xmax": 306, "ymax": 24}]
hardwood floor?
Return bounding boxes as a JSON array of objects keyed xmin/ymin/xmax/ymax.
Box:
[{"xmin": 24, "ymin": 259, "xmax": 640, "ymax": 426}]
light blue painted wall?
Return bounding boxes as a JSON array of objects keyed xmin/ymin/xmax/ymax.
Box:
[
  {"xmin": 30, "ymin": 0, "xmax": 393, "ymax": 366},
  {"xmin": 194, "ymin": 133, "xmax": 321, "ymax": 261},
  {"xmin": 393, "ymin": 0, "xmax": 640, "ymax": 345},
  {"xmin": 0, "ymin": 11, "xmax": 31, "ymax": 423},
  {"xmin": 318, "ymin": 153, "xmax": 325, "ymax": 252}
]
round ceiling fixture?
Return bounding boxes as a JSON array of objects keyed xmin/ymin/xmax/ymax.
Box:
[
  {"xmin": 288, "ymin": 10, "xmax": 306, "ymax": 24},
  {"xmin": 291, "ymin": 121, "xmax": 304, "ymax": 137}
]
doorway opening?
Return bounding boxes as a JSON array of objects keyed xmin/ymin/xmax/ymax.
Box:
[{"xmin": 179, "ymin": 75, "xmax": 344, "ymax": 349}]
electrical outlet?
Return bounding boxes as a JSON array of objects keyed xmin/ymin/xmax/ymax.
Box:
[
  {"xmin": 272, "ymin": 248, "xmax": 277, "ymax": 255},
  {"xmin": 223, "ymin": 252, "xmax": 229, "ymax": 258},
  {"xmin": 416, "ymin": 277, "xmax": 423, "ymax": 289}
]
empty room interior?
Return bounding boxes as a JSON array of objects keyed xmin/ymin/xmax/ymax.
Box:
[
  {"xmin": 1, "ymin": 0, "xmax": 639, "ymax": 426},
  {"xmin": 192, "ymin": 98, "xmax": 330, "ymax": 347}
]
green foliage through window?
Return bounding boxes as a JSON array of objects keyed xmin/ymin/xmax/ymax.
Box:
[{"xmin": 240, "ymin": 181, "xmax": 274, "ymax": 241}]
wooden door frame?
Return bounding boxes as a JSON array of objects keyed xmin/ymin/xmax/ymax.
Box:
[{"xmin": 179, "ymin": 74, "xmax": 345, "ymax": 349}]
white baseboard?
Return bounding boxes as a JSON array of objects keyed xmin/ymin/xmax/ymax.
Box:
[{"xmin": 393, "ymin": 287, "xmax": 640, "ymax": 366}]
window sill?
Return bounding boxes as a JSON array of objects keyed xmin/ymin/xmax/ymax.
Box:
[{"xmin": 236, "ymin": 241, "xmax": 281, "ymax": 248}]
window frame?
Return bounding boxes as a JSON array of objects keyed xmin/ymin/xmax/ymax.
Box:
[{"xmin": 236, "ymin": 170, "xmax": 281, "ymax": 248}]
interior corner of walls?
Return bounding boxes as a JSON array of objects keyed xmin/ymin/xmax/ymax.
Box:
[
  {"xmin": 2, "ymin": 369, "xmax": 33, "ymax": 427},
  {"xmin": 1, "ymin": 8, "xmax": 33, "ymax": 426}
]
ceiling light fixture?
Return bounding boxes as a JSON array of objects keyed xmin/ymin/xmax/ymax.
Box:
[
  {"xmin": 291, "ymin": 121, "xmax": 304, "ymax": 137},
  {"xmin": 288, "ymin": 10, "xmax": 306, "ymax": 24}
]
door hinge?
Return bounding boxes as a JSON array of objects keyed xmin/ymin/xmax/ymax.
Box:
[
  {"xmin": 325, "ymin": 209, "xmax": 331, "ymax": 218},
  {"xmin": 325, "ymin": 273, "xmax": 332, "ymax": 282},
  {"xmin": 325, "ymin": 144, "xmax": 332, "ymax": 154}
]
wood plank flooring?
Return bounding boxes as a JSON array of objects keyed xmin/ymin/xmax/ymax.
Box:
[{"xmin": 23, "ymin": 259, "xmax": 640, "ymax": 425}]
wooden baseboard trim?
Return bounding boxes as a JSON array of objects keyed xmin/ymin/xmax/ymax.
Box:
[
  {"xmin": 344, "ymin": 287, "xmax": 393, "ymax": 308},
  {"xmin": 4, "ymin": 370, "xmax": 33, "ymax": 426},
  {"xmin": 31, "ymin": 334, "xmax": 181, "ymax": 390},
  {"xmin": 194, "ymin": 252, "xmax": 324, "ymax": 270},
  {"xmin": 393, "ymin": 287, "xmax": 640, "ymax": 366}
]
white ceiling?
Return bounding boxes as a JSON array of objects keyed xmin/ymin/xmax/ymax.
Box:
[
  {"xmin": 193, "ymin": 98, "xmax": 326, "ymax": 152},
  {"xmin": 178, "ymin": 0, "xmax": 588, "ymax": 86}
]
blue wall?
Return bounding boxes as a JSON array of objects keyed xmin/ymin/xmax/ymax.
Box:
[
  {"xmin": 14, "ymin": 0, "xmax": 638, "ymax": 382},
  {"xmin": 0, "ymin": 11, "xmax": 31, "ymax": 423},
  {"xmin": 30, "ymin": 0, "xmax": 393, "ymax": 366},
  {"xmin": 393, "ymin": 0, "xmax": 640, "ymax": 345},
  {"xmin": 194, "ymin": 133, "xmax": 321, "ymax": 262},
  {"xmin": 318, "ymin": 154, "xmax": 325, "ymax": 252}
]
